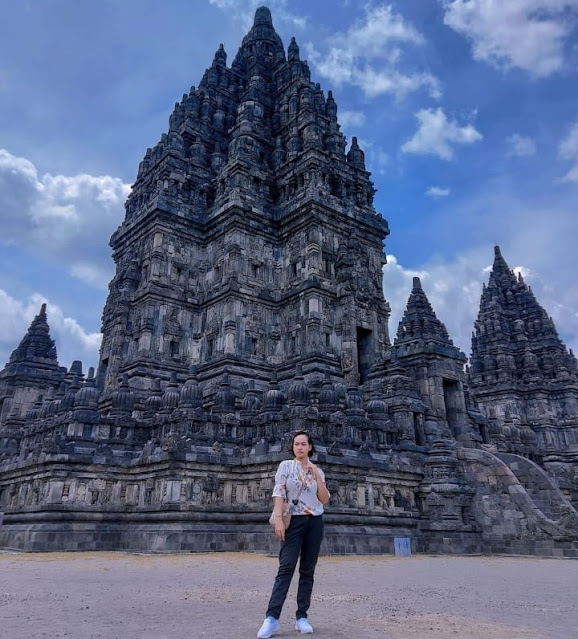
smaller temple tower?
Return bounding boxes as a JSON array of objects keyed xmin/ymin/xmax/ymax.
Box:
[
  {"xmin": 468, "ymin": 246, "xmax": 578, "ymax": 492},
  {"xmin": 384, "ymin": 277, "xmax": 484, "ymax": 446},
  {"xmin": 0, "ymin": 304, "xmax": 66, "ymax": 425}
]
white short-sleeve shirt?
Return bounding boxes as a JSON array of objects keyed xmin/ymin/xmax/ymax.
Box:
[{"xmin": 272, "ymin": 459, "xmax": 328, "ymax": 516}]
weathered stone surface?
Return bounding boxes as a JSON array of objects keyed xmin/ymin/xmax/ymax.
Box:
[
  {"xmin": 1, "ymin": 6, "xmax": 577, "ymax": 555},
  {"xmin": 0, "ymin": 304, "xmax": 66, "ymax": 424},
  {"xmin": 468, "ymin": 245, "xmax": 578, "ymax": 502}
]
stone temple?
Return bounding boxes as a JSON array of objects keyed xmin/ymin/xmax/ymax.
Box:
[{"xmin": 1, "ymin": 7, "xmax": 577, "ymax": 555}]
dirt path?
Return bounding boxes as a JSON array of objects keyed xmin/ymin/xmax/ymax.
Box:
[{"xmin": 1, "ymin": 552, "xmax": 577, "ymax": 639}]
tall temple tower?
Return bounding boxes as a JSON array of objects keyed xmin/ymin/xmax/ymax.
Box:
[
  {"xmin": 97, "ymin": 6, "xmax": 390, "ymax": 400},
  {"xmin": 468, "ymin": 246, "xmax": 578, "ymax": 490}
]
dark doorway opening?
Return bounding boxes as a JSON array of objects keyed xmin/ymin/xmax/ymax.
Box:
[
  {"xmin": 413, "ymin": 413, "xmax": 426, "ymax": 446},
  {"xmin": 356, "ymin": 327, "xmax": 372, "ymax": 384},
  {"xmin": 480, "ymin": 423, "xmax": 490, "ymax": 444},
  {"xmin": 96, "ymin": 357, "xmax": 109, "ymax": 390},
  {"xmin": 443, "ymin": 378, "xmax": 460, "ymax": 438}
]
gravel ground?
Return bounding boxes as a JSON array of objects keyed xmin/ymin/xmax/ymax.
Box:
[{"xmin": 1, "ymin": 552, "xmax": 577, "ymax": 639}]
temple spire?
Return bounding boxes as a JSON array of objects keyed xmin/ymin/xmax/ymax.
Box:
[
  {"xmin": 347, "ymin": 136, "xmax": 366, "ymax": 170},
  {"xmin": 0, "ymin": 303, "xmax": 65, "ymax": 426},
  {"xmin": 469, "ymin": 246, "xmax": 577, "ymax": 387},
  {"xmin": 254, "ymin": 5, "xmax": 272, "ymax": 25},
  {"xmin": 488, "ymin": 244, "xmax": 517, "ymax": 290},
  {"xmin": 8, "ymin": 303, "xmax": 58, "ymax": 365},
  {"xmin": 238, "ymin": 5, "xmax": 285, "ymax": 73},
  {"xmin": 213, "ymin": 43, "xmax": 227, "ymax": 67},
  {"xmin": 393, "ymin": 277, "xmax": 456, "ymax": 350},
  {"xmin": 288, "ymin": 36, "xmax": 300, "ymax": 62}
]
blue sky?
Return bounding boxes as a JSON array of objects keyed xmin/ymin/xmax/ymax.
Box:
[{"xmin": 1, "ymin": 0, "xmax": 577, "ymax": 371}]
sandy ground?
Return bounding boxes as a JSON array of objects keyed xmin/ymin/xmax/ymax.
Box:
[{"xmin": 0, "ymin": 552, "xmax": 577, "ymax": 639}]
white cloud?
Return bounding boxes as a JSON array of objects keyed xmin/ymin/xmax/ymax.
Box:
[
  {"xmin": 426, "ymin": 186, "xmax": 451, "ymax": 197},
  {"xmin": 305, "ymin": 5, "xmax": 440, "ymax": 100},
  {"xmin": 557, "ymin": 121, "xmax": 578, "ymax": 182},
  {"xmin": 558, "ymin": 122, "xmax": 578, "ymax": 159},
  {"xmin": 69, "ymin": 264, "xmax": 112, "ymax": 291},
  {"xmin": 507, "ymin": 133, "xmax": 536, "ymax": 157},
  {"xmin": 442, "ymin": 0, "xmax": 578, "ymax": 77},
  {"xmin": 368, "ymin": 147, "xmax": 391, "ymax": 175},
  {"xmin": 0, "ymin": 289, "xmax": 101, "ymax": 371},
  {"xmin": 559, "ymin": 165, "xmax": 578, "ymax": 183},
  {"xmin": 512, "ymin": 265, "xmax": 531, "ymax": 280},
  {"xmin": 338, "ymin": 110, "xmax": 366, "ymax": 130},
  {"xmin": 0, "ymin": 148, "xmax": 129, "ymax": 289},
  {"xmin": 402, "ymin": 108, "xmax": 482, "ymax": 160},
  {"xmin": 0, "ymin": 150, "xmax": 39, "ymax": 184},
  {"xmin": 356, "ymin": 137, "xmax": 390, "ymax": 174}
]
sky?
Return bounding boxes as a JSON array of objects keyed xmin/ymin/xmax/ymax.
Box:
[{"xmin": 0, "ymin": 0, "xmax": 577, "ymax": 372}]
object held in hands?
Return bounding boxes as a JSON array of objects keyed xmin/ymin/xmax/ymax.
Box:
[{"xmin": 269, "ymin": 500, "xmax": 291, "ymax": 530}]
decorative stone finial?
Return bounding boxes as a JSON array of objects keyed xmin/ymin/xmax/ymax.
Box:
[
  {"xmin": 213, "ymin": 43, "xmax": 227, "ymax": 66},
  {"xmin": 346, "ymin": 136, "xmax": 366, "ymax": 169},
  {"xmin": 326, "ymin": 91, "xmax": 337, "ymax": 120},
  {"xmin": 254, "ymin": 6, "xmax": 272, "ymax": 25},
  {"xmin": 288, "ymin": 36, "xmax": 300, "ymax": 61},
  {"xmin": 69, "ymin": 360, "xmax": 83, "ymax": 376}
]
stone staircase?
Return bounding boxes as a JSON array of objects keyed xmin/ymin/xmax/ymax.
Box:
[
  {"xmin": 496, "ymin": 453, "xmax": 572, "ymax": 521},
  {"xmin": 457, "ymin": 447, "xmax": 578, "ymax": 557}
]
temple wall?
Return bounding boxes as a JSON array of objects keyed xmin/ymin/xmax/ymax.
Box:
[{"xmin": 0, "ymin": 456, "xmax": 425, "ymax": 554}]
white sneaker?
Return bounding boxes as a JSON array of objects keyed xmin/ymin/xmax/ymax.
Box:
[
  {"xmin": 257, "ymin": 616, "xmax": 280, "ymax": 638},
  {"xmin": 295, "ymin": 617, "xmax": 314, "ymax": 634}
]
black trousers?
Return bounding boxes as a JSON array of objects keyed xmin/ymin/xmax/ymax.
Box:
[{"xmin": 266, "ymin": 514, "xmax": 324, "ymax": 620}]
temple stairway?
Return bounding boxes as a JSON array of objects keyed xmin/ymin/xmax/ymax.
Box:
[
  {"xmin": 457, "ymin": 448, "xmax": 578, "ymax": 556},
  {"xmin": 496, "ymin": 453, "xmax": 573, "ymax": 521}
]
